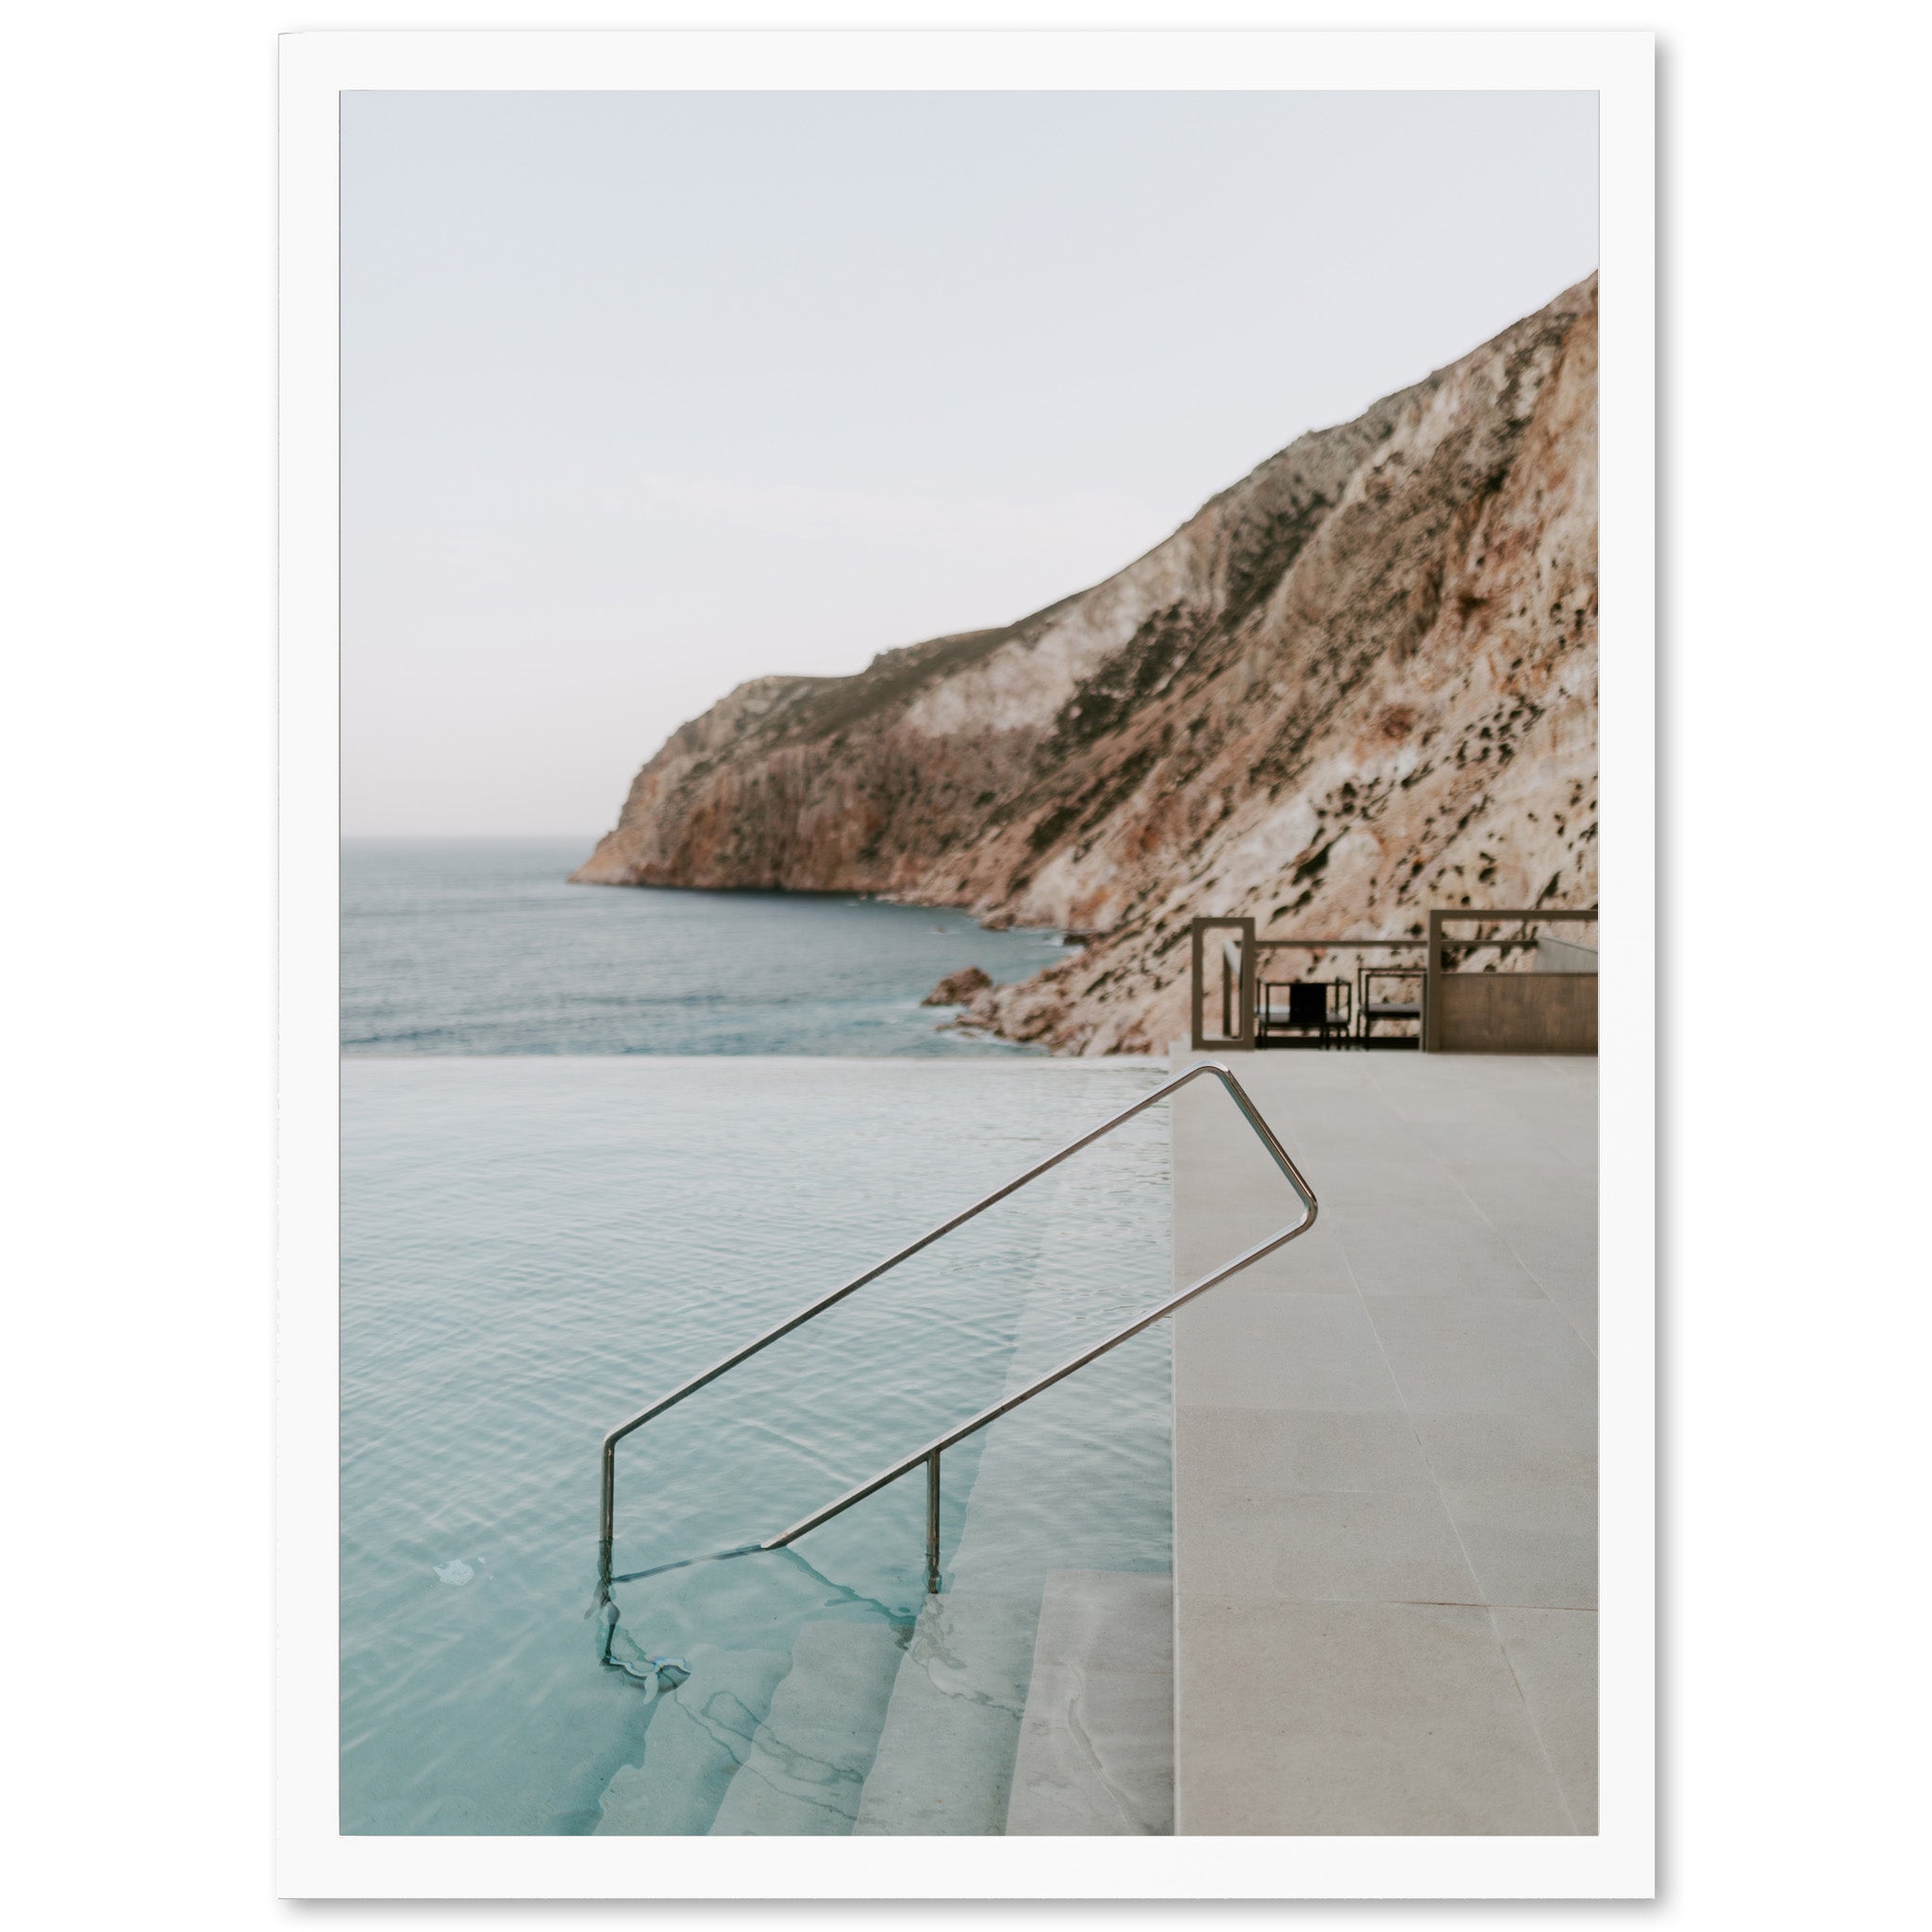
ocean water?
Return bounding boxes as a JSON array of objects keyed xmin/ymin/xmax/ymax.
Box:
[
  {"xmin": 341, "ymin": 1056, "xmax": 1174, "ymax": 1835},
  {"xmin": 341, "ymin": 838, "xmax": 1071, "ymax": 1055}
]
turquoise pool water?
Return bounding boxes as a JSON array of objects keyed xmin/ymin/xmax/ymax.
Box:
[{"xmin": 341, "ymin": 1057, "xmax": 1173, "ymax": 1834}]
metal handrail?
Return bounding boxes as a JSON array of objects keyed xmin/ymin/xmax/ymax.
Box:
[{"xmin": 595, "ymin": 1060, "xmax": 1316, "ymax": 1607}]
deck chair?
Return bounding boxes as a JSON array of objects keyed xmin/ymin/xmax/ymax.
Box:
[{"xmin": 1259, "ymin": 979, "xmax": 1349, "ymax": 1048}]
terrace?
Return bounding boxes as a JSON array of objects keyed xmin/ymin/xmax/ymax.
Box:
[
  {"xmin": 1164, "ymin": 1044, "xmax": 1598, "ymax": 1832},
  {"xmin": 1190, "ymin": 909, "xmax": 1600, "ymax": 1056},
  {"xmin": 571, "ymin": 911, "xmax": 1600, "ymax": 1838},
  {"xmin": 1134, "ymin": 906, "xmax": 1601, "ymax": 1830}
]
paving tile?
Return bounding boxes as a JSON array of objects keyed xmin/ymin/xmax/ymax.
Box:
[
  {"xmin": 1438, "ymin": 1486, "xmax": 1596, "ymax": 1609},
  {"xmin": 1488, "ymin": 1223, "xmax": 1599, "ymax": 1304},
  {"xmin": 1419, "ymin": 1123, "xmax": 1591, "ymax": 1170},
  {"xmin": 1175, "ymin": 1216, "xmax": 1355, "ymax": 1295},
  {"xmin": 1310, "ymin": 1158, "xmax": 1474, "ymax": 1214},
  {"xmin": 1227, "ymin": 1052, "xmax": 1372, "ymax": 1084},
  {"xmin": 1540, "ymin": 1271, "xmax": 1598, "ymax": 1356},
  {"xmin": 1282, "ymin": 1090, "xmax": 1406, "ymax": 1120},
  {"xmin": 1175, "ymin": 1598, "xmax": 1573, "ymax": 1834},
  {"xmin": 1378, "ymin": 1093, "xmax": 1529, "ymax": 1131},
  {"xmin": 1366, "ymin": 1298, "xmax": 1598, "ymax": 1415},
  {"xmin": 1178, "ymin": 1482, "xmax": 1484, "ymax": 1606},
  {"xmin": 1474, "ymin": 1218, "xmax": 1598, "ymax": 1350},
  {"xmin": 1171, "ymin": 1052, "xmax": 1599, "ymax": 1837},
  {"xmin": 1503, "ymin": 1099, "xmax": 1599, "ymax": 1140},
  {"xmin": 1279, "ymin": 1097, "xmax": 1418, "ymax": 1134},
  {"xmin": 1174, "ymin": 1163, "xmax": 1323, "ymax": 1219},
  {"xmin": 1172, "ymin": 1202, "xmax": 1318, "ymax": 1272},
  {"xmin": 1488, "ymin": 1193, "xmax": 1597, "ymax": 1250},
  {"xmin": 1411, "ymin": 1410, "xmax": 1598, "ymax": 1491},
  {"xmin": 1175, "ymin": 1407, "xmax": 1434, "ymax": 1499},
  {"xmin": 1453, "ymin": 1159, "xmax": 1597, "ymax": 1219},
  {"xmin": 1492, "ymin": 1607, "xmax": 1597, "ymax": 1831},
  {"xmin": 1410, "ymin": 1412, "xmax": 1597, "ymax": 1609},
  {"xmin": 1175, "ymin": 1294, "xmax": 1404, "ymax": 1412},
  {"xmin": 1341, "ymin": 1209, "xmax": 1546, "ymax": 1299}
]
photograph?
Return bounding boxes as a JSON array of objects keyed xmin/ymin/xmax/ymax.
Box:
[{"xmin": 306, "ymin": 37, "xmax": 1645, "ymax": 1887}]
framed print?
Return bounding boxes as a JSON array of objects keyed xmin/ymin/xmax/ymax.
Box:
[{"xmin": 280, "ymin": 25, "xmax": 1654, "ymax": 1900}]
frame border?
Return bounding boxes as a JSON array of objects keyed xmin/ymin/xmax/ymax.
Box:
[{"xmin": 280, "ymin": 26, "xmax": 1654, "ymax": 1899}]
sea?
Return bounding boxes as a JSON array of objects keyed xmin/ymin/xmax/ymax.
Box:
[
  {"xmin": 339, "ymin": 839, "xmax": 1175, "ymax": 1835},
  {"xmin": 341, "ymin": 837, "xmax": 1072, "ymax": 1056}
]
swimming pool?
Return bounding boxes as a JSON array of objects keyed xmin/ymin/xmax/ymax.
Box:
[{"xmin": 341, "ymin": 1057, "xmax": 1173, "ymax": 1834}]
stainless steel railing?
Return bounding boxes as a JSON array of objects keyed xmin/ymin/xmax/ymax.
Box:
[{"xmin": 595, "ymin": 1060, "xmax": 1316, "ymax": 1609}]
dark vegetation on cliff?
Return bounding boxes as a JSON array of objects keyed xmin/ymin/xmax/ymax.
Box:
[{"xmin": 575, "ymin": 277, "xmax": 1599, "ymax": 1053}]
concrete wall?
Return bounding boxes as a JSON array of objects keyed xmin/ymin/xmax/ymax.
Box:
[
  {"xmin": 1536, "ymin": 936, "xmax": 1600, "ymax": 974},
  {"xmin": 1434, "ymin": 972, "xmax": 1597, "ymax": 1055}
]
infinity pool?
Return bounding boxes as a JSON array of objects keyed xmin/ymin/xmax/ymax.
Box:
[{"xmin": 341, "ymin": 1057, "xmax": 1173, "ymax": 1834}]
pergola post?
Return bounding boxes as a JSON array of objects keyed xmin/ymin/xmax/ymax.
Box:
[{"xmin": 1190, "ymin": 916, "xmax": 1256, "ymax": 1052}]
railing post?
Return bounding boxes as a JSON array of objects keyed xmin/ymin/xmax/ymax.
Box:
[
  {"xmin": 1190, "ymin": 919, "xmax": 1208, "ymax": 1052},
  {"xmin": 924, "ymin": 1451, "xmax": 941, "ymax": 1595},
  {"xmin": 1424, "ymin": 908, "xmax": 1443, "ymax": 1053},
  {"xmin": 1237, "ymin": 918, "xmax": 1256, "ymax": 1050},
  {"xmin": 597, "ymin": 1439, "xmax": 617, "ymax": 1606}
]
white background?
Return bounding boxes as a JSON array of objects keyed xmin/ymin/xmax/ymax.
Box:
[{"xmin": 4, "ymin": 0, "xmax": 1924, "ymax": 1925}]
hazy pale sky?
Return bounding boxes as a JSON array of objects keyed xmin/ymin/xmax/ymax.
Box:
[{"xmin": 341, "ymin": 90, "xmax": 1597, "ymax": 838}]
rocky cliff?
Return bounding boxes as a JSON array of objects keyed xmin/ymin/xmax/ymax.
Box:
[{"xmin": 574, "ymin": 276, "xmax": 1599, "ymax": 1053}]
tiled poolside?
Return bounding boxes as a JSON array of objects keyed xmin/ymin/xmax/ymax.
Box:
[{"xmin": 1169, "ymin": 1049, "xmax": 1598, "ymax": 1835}]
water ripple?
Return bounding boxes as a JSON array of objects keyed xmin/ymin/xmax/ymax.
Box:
[{"xmin": 341, "ymin": 1057, "xmax": 1172, "ymax": 1835}]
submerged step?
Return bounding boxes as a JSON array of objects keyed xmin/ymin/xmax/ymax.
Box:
[
  {"xmin": 594, "ymin": 1642, "xmax": 792, "ymax": 1836},
  {"xmin": 708, "ymin": 1617, "xmax": 908, "ymax": 1835},
  {"xmin": 853, "ymin": 1593, "xmax": 1040, "ymax": 1836},
  {"xmin": 1007, "ymin": 1570, "xmax": 1174, "ymax": 1836}
]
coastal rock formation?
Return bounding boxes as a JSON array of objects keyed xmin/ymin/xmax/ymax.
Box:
[
  {"xmin": 922, "ymin": 966, "xmax": 992, "ymax": 1008},
  {"xmin": 575, "ymin": 277, "xmax": 1599, "ymax": 1053}
]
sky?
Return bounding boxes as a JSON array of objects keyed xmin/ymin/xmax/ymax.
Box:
[{"xmin": 341, "ymin": 90, "xmax": 1598, "ymax": 838}]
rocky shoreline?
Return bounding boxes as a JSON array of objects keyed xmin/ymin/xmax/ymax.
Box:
[{"xmin": 575, "ymin": 276, "xmax": 1598, "ymax": 1054}]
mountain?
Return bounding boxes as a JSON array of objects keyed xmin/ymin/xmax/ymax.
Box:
[{"xmin": 573, "ymin": 275, "xmax": 1598, "ymax": 1054}]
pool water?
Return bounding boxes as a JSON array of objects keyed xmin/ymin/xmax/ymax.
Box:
[{"xmin": 341, "ymin": 1057, "xmax": 1173, "ymax": 1834}]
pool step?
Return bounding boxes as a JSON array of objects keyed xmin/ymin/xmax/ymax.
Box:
[
  {"xmin": 848, "ymin": 1153, "xmax": 1176, "ymax": 1835},
  {"xmin": 594, "ymin": 1641, "xmax": 793, "ymax": 1836},
  {"xmin": 708, "ymin": 1618, "xmax": 908, "ymax": 1835},
  {"xmin": 853, "ymin": 1592, "xmax": 1040, "ymax": 1835},
  {"xmin": 1007, "ymin": 1570, "xmax": 1174, "ymax": 1835}
]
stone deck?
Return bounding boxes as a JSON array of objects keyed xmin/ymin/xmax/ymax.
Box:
[{"xmin": 1170, "ymin": 1049, "xmax": 1598, "ymax": 1835}]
